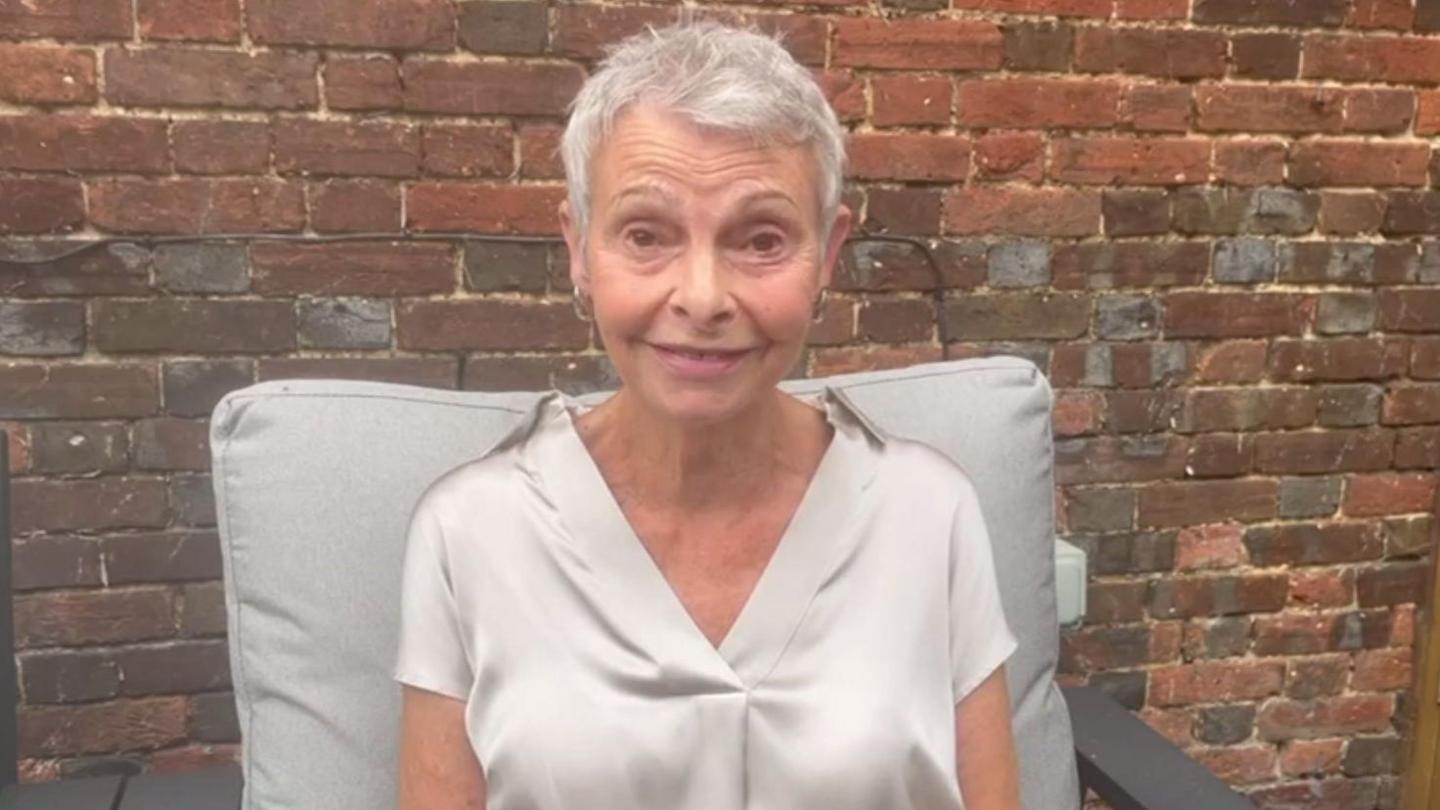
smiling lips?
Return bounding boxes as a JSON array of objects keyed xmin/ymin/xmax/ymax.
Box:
[{"xmin": 650, "ymin": 343, "xmax": 753, "ymax": 379}]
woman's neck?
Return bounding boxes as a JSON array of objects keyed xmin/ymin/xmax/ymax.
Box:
[{"xmin": 574, "ymin": 388, "xmax": 825, "ymax": 512}]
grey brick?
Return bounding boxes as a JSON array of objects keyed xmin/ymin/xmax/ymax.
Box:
[
  {"xmin": 1420, "ymin": 241, "xmax": 1440, "ymax": 283},
  {"xmin": 987, "ymin": 240, "xmax": 1050, "ymax": 288},
  {"xmin": 1096, "ymin": 295, "xmax": 1158, "ymax": 340},
  {"xmin": 1317, "ymin": 384, "xmax": 1382, "ymax": 427},
  {"xmin": 1244, "ymin": 188, "xmax": 1318, "ymax": 235},
  {"xmin": 463, "ymin": 239, "xmax": 550, "ymax": 293},
  {"xmin": 1084, "ymin": 343, "xmax": 1113, "ymax": 387},
  {"xmin": 1172, "ymin": 187, "xmax": 1250, "ymax": 235},
  {"xmin": 1195, "ymin": 704, "xmax": 1255, "ymax": 745},
  {"xmin": 297, "ymin": 298, "xmax": 391, "ymax": 349},
  {"xmin": 1316, "ymin": 292, "xmax": 1377, "ymax": 335},
  {"xmin": 458, "ymin": 1, "xmax": 547, "ymax": 55},
  {"xmin": 155, "ymin": 242, "xmax": 249, "ymax": 294},
  {"xmin": 163, "ymin": 360, "xmax": 256, "ymax": 418},
  {"xmin": 0, "ymin": 301, "xmax": 85, "ymax": 355},
  {"xmin": 1278, "ymin": 475, "xmax": 1342, "ymax": 519},
  {"xmin": 1066, "ymin": 487, "xmax": 1136, "ymax": 532},
  {"xmin": 1213, "ymin": 238, "xmax": 1277, "ymax": 283},
  {"xmin": 1088, "ymin": 670, "xmax": 1146, "ymax": 711},
  {"xmin": 1150, "ymin": 342, "xmax": 1189, "ymax": 386}
]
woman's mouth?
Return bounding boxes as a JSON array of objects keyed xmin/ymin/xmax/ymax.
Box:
[{"xmin": 650, "ymin": 343, "xmax": 753, "ymax": 378}]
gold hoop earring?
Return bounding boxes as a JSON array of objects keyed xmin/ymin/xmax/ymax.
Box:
[
  {"xmin": 811, "ymin": 288, "xmax": 828, "ymax": 323},
  {"xmin": 572, "ymin": 289, "xmax": 593, "ymax": 323}
]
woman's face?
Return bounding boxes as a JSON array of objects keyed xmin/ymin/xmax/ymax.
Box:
[{"xmin": 560, "ymin": 103, "xmax": 852, "ymax": 425}]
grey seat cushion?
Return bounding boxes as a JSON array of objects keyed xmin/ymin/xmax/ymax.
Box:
[{"xmin": 209, "ymin": 355, "xmax": 1079, "ymax": 810}]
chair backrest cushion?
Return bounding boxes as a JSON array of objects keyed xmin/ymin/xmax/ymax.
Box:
[{"xmin": 209, "ymin": 355, "xmax": 1079, "ymax": 810}]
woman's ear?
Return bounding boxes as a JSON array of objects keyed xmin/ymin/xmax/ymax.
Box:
[
  {"xmin": 558, "ymin": 199, "xmax": 591, "ymax": 296},
  {"xmin": 819, "ymin": 202, "xmax": 854, "ymax": 290}
]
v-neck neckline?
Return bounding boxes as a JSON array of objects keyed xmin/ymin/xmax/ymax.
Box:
[{"xmin": 526, "ymin": 386, "xmax": 883, "ymax": 689}]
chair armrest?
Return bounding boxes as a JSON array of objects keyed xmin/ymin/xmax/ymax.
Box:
[
  {"xmin": 1061, "ymin": 686, "xmax": 1257, "ymax": 810},
  {"xmin": 117, "ymin": 764, "xmax": 242, "ymax": 810}
]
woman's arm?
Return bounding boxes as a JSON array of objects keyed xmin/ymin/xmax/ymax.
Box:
[
  {"xmin": 398, "ymin": 684, "xmax": 487, "ymax": 810},
  {"xmin": 954, "ymin": 664, "xmax": 1022, "ymax": 810}
]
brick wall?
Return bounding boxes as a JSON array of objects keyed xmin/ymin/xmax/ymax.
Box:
[{"xmin": 1, "ymin": 0, "xmax": 1438, "ymax": 802}]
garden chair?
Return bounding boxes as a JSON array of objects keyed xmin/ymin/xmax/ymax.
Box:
[{"xmin": 1, "ymin": 355, "xmax": 1255, "ymax": 809}]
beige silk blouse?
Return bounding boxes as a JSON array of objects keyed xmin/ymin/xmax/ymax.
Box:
[{"xmin": 393, "ymin": 386, "xmax": 1018, "ymax": 809}]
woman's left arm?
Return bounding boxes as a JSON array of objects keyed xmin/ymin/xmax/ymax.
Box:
[{"xmin": 955, "ymin": 663, "xmax": 1022, "ymax": 810}]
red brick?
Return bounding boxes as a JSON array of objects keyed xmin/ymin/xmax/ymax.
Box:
[
  {"xmin": 1052, "ymin": 242, "xmax": 1209, "ymax": 289},
  {"xmin": 811, "ymin": 346, "xmax": 944, "ymax": 377},
  {"xmin": 250, "ymin": 241, "xmax": 456, "ymax": 296},
  {"xmin": 0, "ymin": 364, "xmax": 158, "ymax": 419},
  {"xmin": 402, "ymin": 60, "xmax": 583, "ymax": 116},
  {"xmin": 1230, "ymin": 33, "xmax": 1301, "ymax": 80},
  {"xmin": 172, "ymin": 121, "xmax": 269, "ymax": 175},
  {"xmin": 858, "ymin": 299, "xmax": 933, "ymax": 343},
  {"xmin": 1358, "ymin": 562, "xmax": 1428, "ymax": 607},
  {"xmin": 862, "ymin": 188, "xmax": 942, "ymax": 235},
  {"xmin": 325, "ymin": 55, "xmax": 401, "ymax": 111},
  {"xmin": 1318, "ymin": 191, "xmax": 1387, "ymax": 235},
  {"xmin": 1414, "ymin": 339, "xmax": 1440, "ymax": 379},
  {"xmin": 1115, "ymin": 0, "xmax": 1186, "ymax": 18},
  {"xmin": 1193, "ymin": 0, "xmax": 1349, "ymax": 26},
  {"xmin": 422, "ymin": 124, "xmax": 512, "ymax": 178},
  {"xmin": 958, "ymin": 78, "xmax": 1121, "ymax": 128},
  {"xmin": 1288, "ymin": 569, "xmax": 1355, "ymax": 608},
  {"xmin": 0, "ymin": 0, "xmax": 131, "ymax": 38},
  {"xmin": 1286, "ymin": 655, "xmax": 1350, "ymax": 699},
  {"xmin": 106, "ymin": 48, "xmax": 318, "ymax": 110},
  {"xmin": 953, "ymin": 0, "xmax": 1111, "ymax": 15},
  {"xmin": 406, "ymin": 183, "xmax": 562, "ymax": 235},
  {"xmin": 1418, "ymin": 92, "xmax": 1440, "ymax": 136},
  {"xmin": 848, "ymin": 133, "xmax": 971, "ymax": 181},
  {"xmin": 1289, "ymin": 141, "xmax": 1431, "ymax": 188},
  {"xmin": 973, "ymin": 133, "xmax": 1045, "ymax": 182},
  {"xmin": 551, "ymin": 4, "xmax": 673, "ymax": 60},
  {"xmin": 92, "ymin": 300, "xmax": 295, "ymax": 354},
  {"xmin": 137, "ymin": 0, "xmax": 240, "ymax": 41},
  {"xmin": 1280, "ymin": 738, "xmax": 1343, "ymax": 778},
  {"xmin": 1150, "ymin": 660, "xmax": 1284, "ymax": 706},
  {"xmin": 14, "ymin": 588, "xmax": 174, "ymax": 647},
  {"xmin": 1120, "ymin": 84, "xmax": 1192, "ymax": 132},
  {"xmin": 1138, "ymin": 479, "xmax": 1279, "ymax": 527},
  {"xmin": 0, "ymin": 46, "xmax": 96, "ymax": 104},
  {"xmin": 0, "ymin": 178, "xmax": 84, "ymax": 235},
  {"xmin": 1270, "ymin": 338, "xmax": 1410, "ymax": 383},
  {"xmin": 1348, "ymin": 0, "xmax": 1415, "ymax": 29},
  {"xmin": 1254, "ymin": 612, "xmax": 1353, "ymax": 656},
  {"xmin": 247, "ymin": 0, "xmax": 453, "ymax": 49},
  {"xmin": 1175, "ymin": 523, "xmax": 1246, "ymax": 571},
  {"xmin": 397, "ymin": 300, "xmax": 589, "ymax": 351},
  {"xmin": 19, "ymin": 697, "xmax": 188, "ymax": 757},
  {"xmin": 89, "ymin": 178, "xmax": 305, "ymax": 235},
  {"xmin": 1194, "ymin": 745, "xmax": 1277, "ymax": 785},
  {"xmin": 1049, "ymin": 137, "xmax": 1210, "ymax": 185},
  {"xmin": 1351, "ymin": 648, "xmax": 1413, "ymax": 691},
  {"xmin": 1074, "ymin": 27, "xmax": 1226, "ymax": 78},
  {"xmin": 872, "ymin": 75, "xmax": 952, "ymax": 127},
  {"xmin": 1344, "ymin": 472, "xmax": 1439, "ymax": 516},
  {"xmin": 1163, "ymin": 293, "xmax": 1312, "ymax": 338},
  {"xmin": 944, "ymin": 187, "xmax": 1100, "ymax": 236},
  {"xmin": 1342, "ymin": 89, "xmax": 1415, "ymax": 133},
  {"xmin": 834, "ymin": 18, "xmax": 1003, "ymax": 70},
  {"xmin": 1383, "ymin": 386, "xmax": 1440, "ymax": 426},
  {"xmin": 1180, "ymin": 388, "xmax": 1317, "ymax": 432},
  {"xmin": 274, "ymin": 119, "xmax": 419, "ymax": 178},
  {"xmin": 309, "ymin": 180, "xmax": 402, "ymax": 233},
  {"xmin": 1257, "ymin": 694, "xmax": 1394, "ymax": 741},
  {"xmin": 149, "ymin": 743, "xmax": 241, "ymax": 772},
  {"xmin": 1190, "ymin": 341, "xmax": 1267, "ymax": 384},
  {"xmin": 1214, "ymin": 141, "xmax": 1286, "ymax": 185},
  {"xmin": 519, "ymin": 125, "xmax": 563, "ymax": 179},
  {"xmin": 1383, "ymin": 191, "xmax": 1440, "ymax": 235},
  {"xmin": 1253, "ymin": 429, "xmax": 1393, "ymax": 475},
  {"xmin": 1303, "ymin": 34, "xmax": 1440, "ymax": 84},
  {"xmin": 1196, "ymin": 85, "xmax": 1345, "ymax": 133},
  {"xmin": 1379, "ymin": 288, "xmax": 1440, "ymax": 331},
  {"xmin": 0, "ymin": 116, "xmax": 167, "ymax": 175}
]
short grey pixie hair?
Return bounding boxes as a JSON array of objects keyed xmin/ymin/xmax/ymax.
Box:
[{"xmin": 559, "ymin": 20, "xmax": 847, "ymax": 250}]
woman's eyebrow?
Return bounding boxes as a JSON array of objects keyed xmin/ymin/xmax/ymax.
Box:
[{"xmin": 610, "ymin": 181, "xmax": 681, "ymax": 208}]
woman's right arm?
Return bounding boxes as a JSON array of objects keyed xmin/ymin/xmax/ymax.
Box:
[{"xmin": 398, "ymin": 684, "xmax": 487, "ymax": 810}]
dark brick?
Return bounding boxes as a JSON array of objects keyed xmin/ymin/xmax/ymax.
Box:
[
  {"xmin": 101, "ymin": 531, "xmax": 223, "ymax": 584},
  {"xmin": 297, "ymin": 298, "xmax": 391, "ymax": 349},
  {"xmin": 463, "ymin": 240, "xmax": 550, "ymax": 293},
  {"xmin": 1195, "ymin": 704, "xmax": 1256, "ymax": 745},
  {"xmin": 0, "ymin": 241, "xmax": 150, "ymax": 297},
  {"xmin": 28, "ymin": 422, "xmax": 129, "ymax": 474},
  {"xmin": 459, "ymin": 0, "xmax": 547, "ymax": 55},
  {"xmin": 21, "ymin": 650, "xmax": 120, "ymax": 704},
  {"xmin": 115, "ymin": 641, "xmax": 231, "ymax": 696},
  {"xmin": 1244, "ymin": 523, "xmax": 1383, "ymax": 566},
  {"xmin": 93, "ymin": 300, "xmax": 295, "ymax": 354},
  {"xmin": 189, "ymin": 692, "xmax": 240, "ymax": 743},
  {"xmin": 12, "ymin": 536, "xmax": 102, "ymax": 591},
  {"xmin": 154, "ymin": 242, "xmax": 249, "ymax": 294},
  {"xmin": 163, "ymin": 360, "xmax": 255, "ymax": 419},
  {"xmin": 1088, "ymin": 670, "xmax": 1147, "ymax": 711},
  {"xmin": 1002, "ymin": 21, "xmax": 1072, "ymax": 72},
  {"xmin": 1103, "ymin": 190, "xmax": 1170, "ymax": 236}
]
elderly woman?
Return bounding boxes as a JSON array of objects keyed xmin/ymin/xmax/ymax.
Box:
[{"xmin": 394, "ymin": 20, "xmax": 1021, "ymax": 810}]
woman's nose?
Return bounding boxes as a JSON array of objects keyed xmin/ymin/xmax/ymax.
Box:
[{"xmin": 670, "ymin": 247, "xmax": 735, "ymax": 325}]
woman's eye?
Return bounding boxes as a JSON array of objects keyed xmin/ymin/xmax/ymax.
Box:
[
  {"xmin": 748, "ymin": 232, "xmax": 784, "ymax": 254},
  {"xmin": 625, "ymin": 229, "xmax": 659, "ymax": 249}
]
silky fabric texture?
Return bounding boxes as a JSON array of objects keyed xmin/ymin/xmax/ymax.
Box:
[{"xmin": 394, "ymin": 385, "xmax": 1018, "ymax": 809}]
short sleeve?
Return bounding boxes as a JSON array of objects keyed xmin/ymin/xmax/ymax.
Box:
[
  {"xmin": 393, "ymin": 493, "xmax": 474, "ymax": 701},
  {"xmin": 948, "ymin": 475, "xmax": 1019, "ymax": 705}
]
